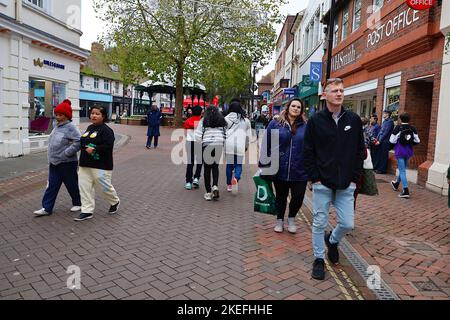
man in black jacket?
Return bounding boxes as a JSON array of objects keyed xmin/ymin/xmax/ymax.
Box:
[{"xmin": 303, "ymin": 78, "xmax": 365, "ymax": 280}]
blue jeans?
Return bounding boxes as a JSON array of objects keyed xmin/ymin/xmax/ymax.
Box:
[
  {"xmin": 312, "ymin": 183, "xmax": 356, "ymax": 259},
  {"xmin": 42, "ymin": 161, "xmax": 81, "ymax": 213},
  {"xmin": 226, "ymin": 154, "xmax": 243, "ymax": 185},
  {"xmin": 396, "ymin": 157, "xmax": 408, "ymax": 189}
]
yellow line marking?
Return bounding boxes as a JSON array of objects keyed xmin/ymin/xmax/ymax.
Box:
[
  {"xmin": 297, "ymin": 210, "xmax": 353, "ymax": 300},
  {"xmin": 301, "ymin": 211, "xmax": 364, "ymax": 300},
  {"xmin": 338, "ymin": 268, "xmax": 364, "ymax": 300}
]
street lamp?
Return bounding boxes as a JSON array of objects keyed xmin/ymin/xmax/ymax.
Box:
[{"xmin": 251, "ymin": 58, "xmax": 258, "ymax": 115}]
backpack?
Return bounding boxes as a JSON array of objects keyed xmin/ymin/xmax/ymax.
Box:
[{"xmin": 398, "ymin": 127, "xmax": 415, "ymax": 146}]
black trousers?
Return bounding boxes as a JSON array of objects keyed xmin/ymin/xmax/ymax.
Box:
[
  {"xmin": 185, "ymin": 141, "xmax": 203, "ymax": 183},
  {"xmin": 273, "ymin": 180, "xmax": 307, "ymax": 220},
  {"xmin": 146, "ymin": 136, "xmax": 159, "ymax": 147},
  {"xmin": 203, "ymin": 145, "xmax": 222, "ymax": 193}
]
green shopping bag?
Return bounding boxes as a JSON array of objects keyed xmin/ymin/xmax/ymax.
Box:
[
  {"xmin": 359, "ymin": 169, "xmax": 379, "ymax": 196},
  {"xmin": 253, "ymin": 172, "xmax": 278, "ymax": 215}
]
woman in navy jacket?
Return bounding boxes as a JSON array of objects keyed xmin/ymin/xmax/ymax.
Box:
[{"xmin": 259, "ymin": 98, "xmax": 308, "ymax": 234}]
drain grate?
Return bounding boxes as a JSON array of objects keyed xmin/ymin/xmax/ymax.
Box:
[{"xmin": 303, "ymin": 196, "xmax": 399, "ymax": 300}]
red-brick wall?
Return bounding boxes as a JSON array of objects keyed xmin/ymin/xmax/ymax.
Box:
[{"xmin": 321, "ymin": 0, "xmax": 444, "ymax": 186}]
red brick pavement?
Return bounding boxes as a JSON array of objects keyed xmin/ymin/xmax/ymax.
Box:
[
  {"xmin": 304, "ymin": 172, "xmax": 450, "ymax": 300},
  {"xmin": 0, "ymin": 124, "xmax": 373, "ymax": 300}
]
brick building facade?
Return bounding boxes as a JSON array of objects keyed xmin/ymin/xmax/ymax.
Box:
[{"xmin": 322, "ymin": 0, "xmax": 444, "ymax": 186}]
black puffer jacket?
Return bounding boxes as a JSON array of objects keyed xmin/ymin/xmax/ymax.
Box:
[{"xmin": 303, "ymin": 107, "xmax": 365, "ymax": 190}]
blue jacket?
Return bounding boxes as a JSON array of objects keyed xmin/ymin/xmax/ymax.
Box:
[
  {"xmin": 261, "ymin": 118, "xmax": 308, "ymax": 182},
  {"xmin": 377, "ymin": 118, "xmax": 394, "ymax": 144},
  {"xmin": 147, "ymin": 110, "xmax": 162, "ymax": 137}
]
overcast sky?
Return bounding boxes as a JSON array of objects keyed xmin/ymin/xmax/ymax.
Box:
[{"xmin": 80, "ymin": 0, "xmax": 309, "ymax": 81}]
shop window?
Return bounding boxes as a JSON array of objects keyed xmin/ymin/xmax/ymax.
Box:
[
  {"xmin": 94, "ymin": 77, "xmax": 99, "ymax": 89},
  {"xmin": 28, "ymin": 79, "xmax": 65, "ymax": 135},
  {"xmin": 52, "ymin": 82, "xmax": 66, "ymax": 107},
  {"xmin": 343, "ymin": 101, "xmax": 356, "ymax": 112},
  {"xmin": 385, "ymin": 86, "xmax": 400, "ymax": 114},
  {"xmin": 342, "ymin": 4, "xmax": 349, "ymax": 40},
  {"xmin": 353, "ymin": 0, "xmax": 362, "ymax": 32}
]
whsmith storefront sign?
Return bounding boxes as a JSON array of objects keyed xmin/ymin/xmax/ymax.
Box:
[
  {"xmin": 331, "ymin": 44, "xmax": 357, "ymax": 72},
  {"xmin": 367, "ymin": 7, "xmax": 420, "ymax": 48}
]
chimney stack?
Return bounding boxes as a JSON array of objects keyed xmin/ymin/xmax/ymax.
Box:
[{"xmin": 91, "ymin": 42, "xmax": 104, "ymax": 53}]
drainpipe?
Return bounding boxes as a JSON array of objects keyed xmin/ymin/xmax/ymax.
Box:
[{"xmin": 15, "ymin": 0, "xmax": 22, "ymax": 22}]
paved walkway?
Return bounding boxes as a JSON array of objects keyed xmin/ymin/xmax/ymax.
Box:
[{"xmin": 0, "ymin": 123, "xmax": 448, "ymax": 300}]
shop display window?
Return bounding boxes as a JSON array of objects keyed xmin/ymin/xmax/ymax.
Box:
[
  {"xmin": 28, "ymin": 78, "xmax": 66, "ymax": 135},
  {"xmin": 386, "ymin": 86, "xmax": 400, "ymax": 114}
]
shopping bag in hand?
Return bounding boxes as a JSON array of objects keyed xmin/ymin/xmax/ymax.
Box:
[
  {"xmin": 253, "ymin": 171, "xmax": 278, "ymax": 215},
  {"xmin": 359, "ymin": 169, "xmax": 378, "ymax": 196}
]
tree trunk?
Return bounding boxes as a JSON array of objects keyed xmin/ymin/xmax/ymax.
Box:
[{"xmin": 174, "ymin": 64, "xmax": 184, "ymax": 127}]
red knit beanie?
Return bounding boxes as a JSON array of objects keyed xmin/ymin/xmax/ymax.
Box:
[{"xmin": 54, "ymin": 99, "xmax": 73, "ymax": 120}]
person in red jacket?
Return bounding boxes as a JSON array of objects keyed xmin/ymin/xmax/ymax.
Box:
[{"xmin": 183, "ymin": 106, "xmax": 203, "ymax": 190}]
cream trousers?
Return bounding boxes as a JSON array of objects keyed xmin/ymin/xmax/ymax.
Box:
[{"xmin": 78, "ymin": 167, "xmax": 119, "ymax": 214}]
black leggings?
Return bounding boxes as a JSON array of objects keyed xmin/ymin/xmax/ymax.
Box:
[
  {"xmin": 274, "ymin": 180, "xmax": 307, "ymax": 220},
  {"xmin": 186, "ymin": 141, "xmax": 203, "ymax": 183},
  {"xmin": 203, "ymin": 145, "xmax": 222, "ymax": 193}
]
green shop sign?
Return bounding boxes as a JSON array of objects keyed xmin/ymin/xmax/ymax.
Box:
[{"xmin": 298, "ymin": 75, "xmax": 318, "ymax": 99}]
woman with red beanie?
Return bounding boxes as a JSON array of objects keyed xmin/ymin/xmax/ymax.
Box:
[{"xmin": 34, "ymin": 99, "xmax": 82, "ymax": 216}]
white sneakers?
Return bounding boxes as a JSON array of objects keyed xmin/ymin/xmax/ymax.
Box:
[
  {"xmin": 34, "ymin": 206, "xmax": 81, "ymax": 216},
  {"xmin": 274, "ymin": 218, "xmax": 297, "ymax": 233},
  {"xmin": 34, "ymin": 208, "xmax": 51, "ymax": 216},
  {"xmin": 212, "ymin": 186, "xmax": 219, "ymax": 199},
  {"xmin": 204, "ymin": 193, "xmax": 213, "ymax": 201},
  {"xmin": 287, "ymin": 217, "xmax": 297, "ymax": 234},
  {"xmin": 274, "ymin": 219, "xmax": 283, "ymax": 233}
]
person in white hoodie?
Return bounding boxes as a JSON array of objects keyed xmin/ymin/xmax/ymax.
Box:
[
  {"xmin": 224, "ymin": 100, "xmax": 251, "ymax": 193},
  {"xmin": 195, "ymin": 106, "xmax": 227, "ymax": 201}
]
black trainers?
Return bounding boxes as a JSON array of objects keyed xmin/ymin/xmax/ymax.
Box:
[
  {"xmin": 74, "ymin": 213, "xmax": 93, "ymax": 221},
  {"xmin": 399, "ymin": 188, "xmax": 410, "ymax": 198},
  {"xmin": 325, "ymin": 232, "xmax": 339, "ymax": 264},
  {"xmin": 108, "ymin": 201, "xmax": 120, "ymax": 214},
  {"xmin": 311, "ymin": 258, "xmax": 325, "ymax": 280},
  {"xmin": 391, "ymin": 181, "xmax": 400, "ymax": 191}
]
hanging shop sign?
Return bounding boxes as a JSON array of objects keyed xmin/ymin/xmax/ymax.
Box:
[{"xmin": 406, "ymin": 0, "xmax": 435, "ymax": 10}]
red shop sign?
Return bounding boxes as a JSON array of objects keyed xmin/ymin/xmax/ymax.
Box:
[{"xmin": 406, "ymin": 0, "xmax": 435, "ymax": 10}]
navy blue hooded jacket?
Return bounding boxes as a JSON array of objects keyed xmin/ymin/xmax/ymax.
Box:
[{"xmin": 260, "ymin": 118, "xmax": 308, "ymax": 182}]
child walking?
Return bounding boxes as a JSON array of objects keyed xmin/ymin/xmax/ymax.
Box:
[
  {"xmin": 76, "ymin": 105, "xmax": 120, "ymax": 221},
  {"xmin": 195, "ymin": 106, "xmax": 227, "ymax": 201},
  {"xmin": 389, "ymin": 112, "xmax": 420, "ymax": 198},
  {"xmin": 34, "ymin": 99, "xmax": 81, "ymax": 216},
  {"xmin": 183, "ymin": 105, "xmax": 203, "ymax": 190}
]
